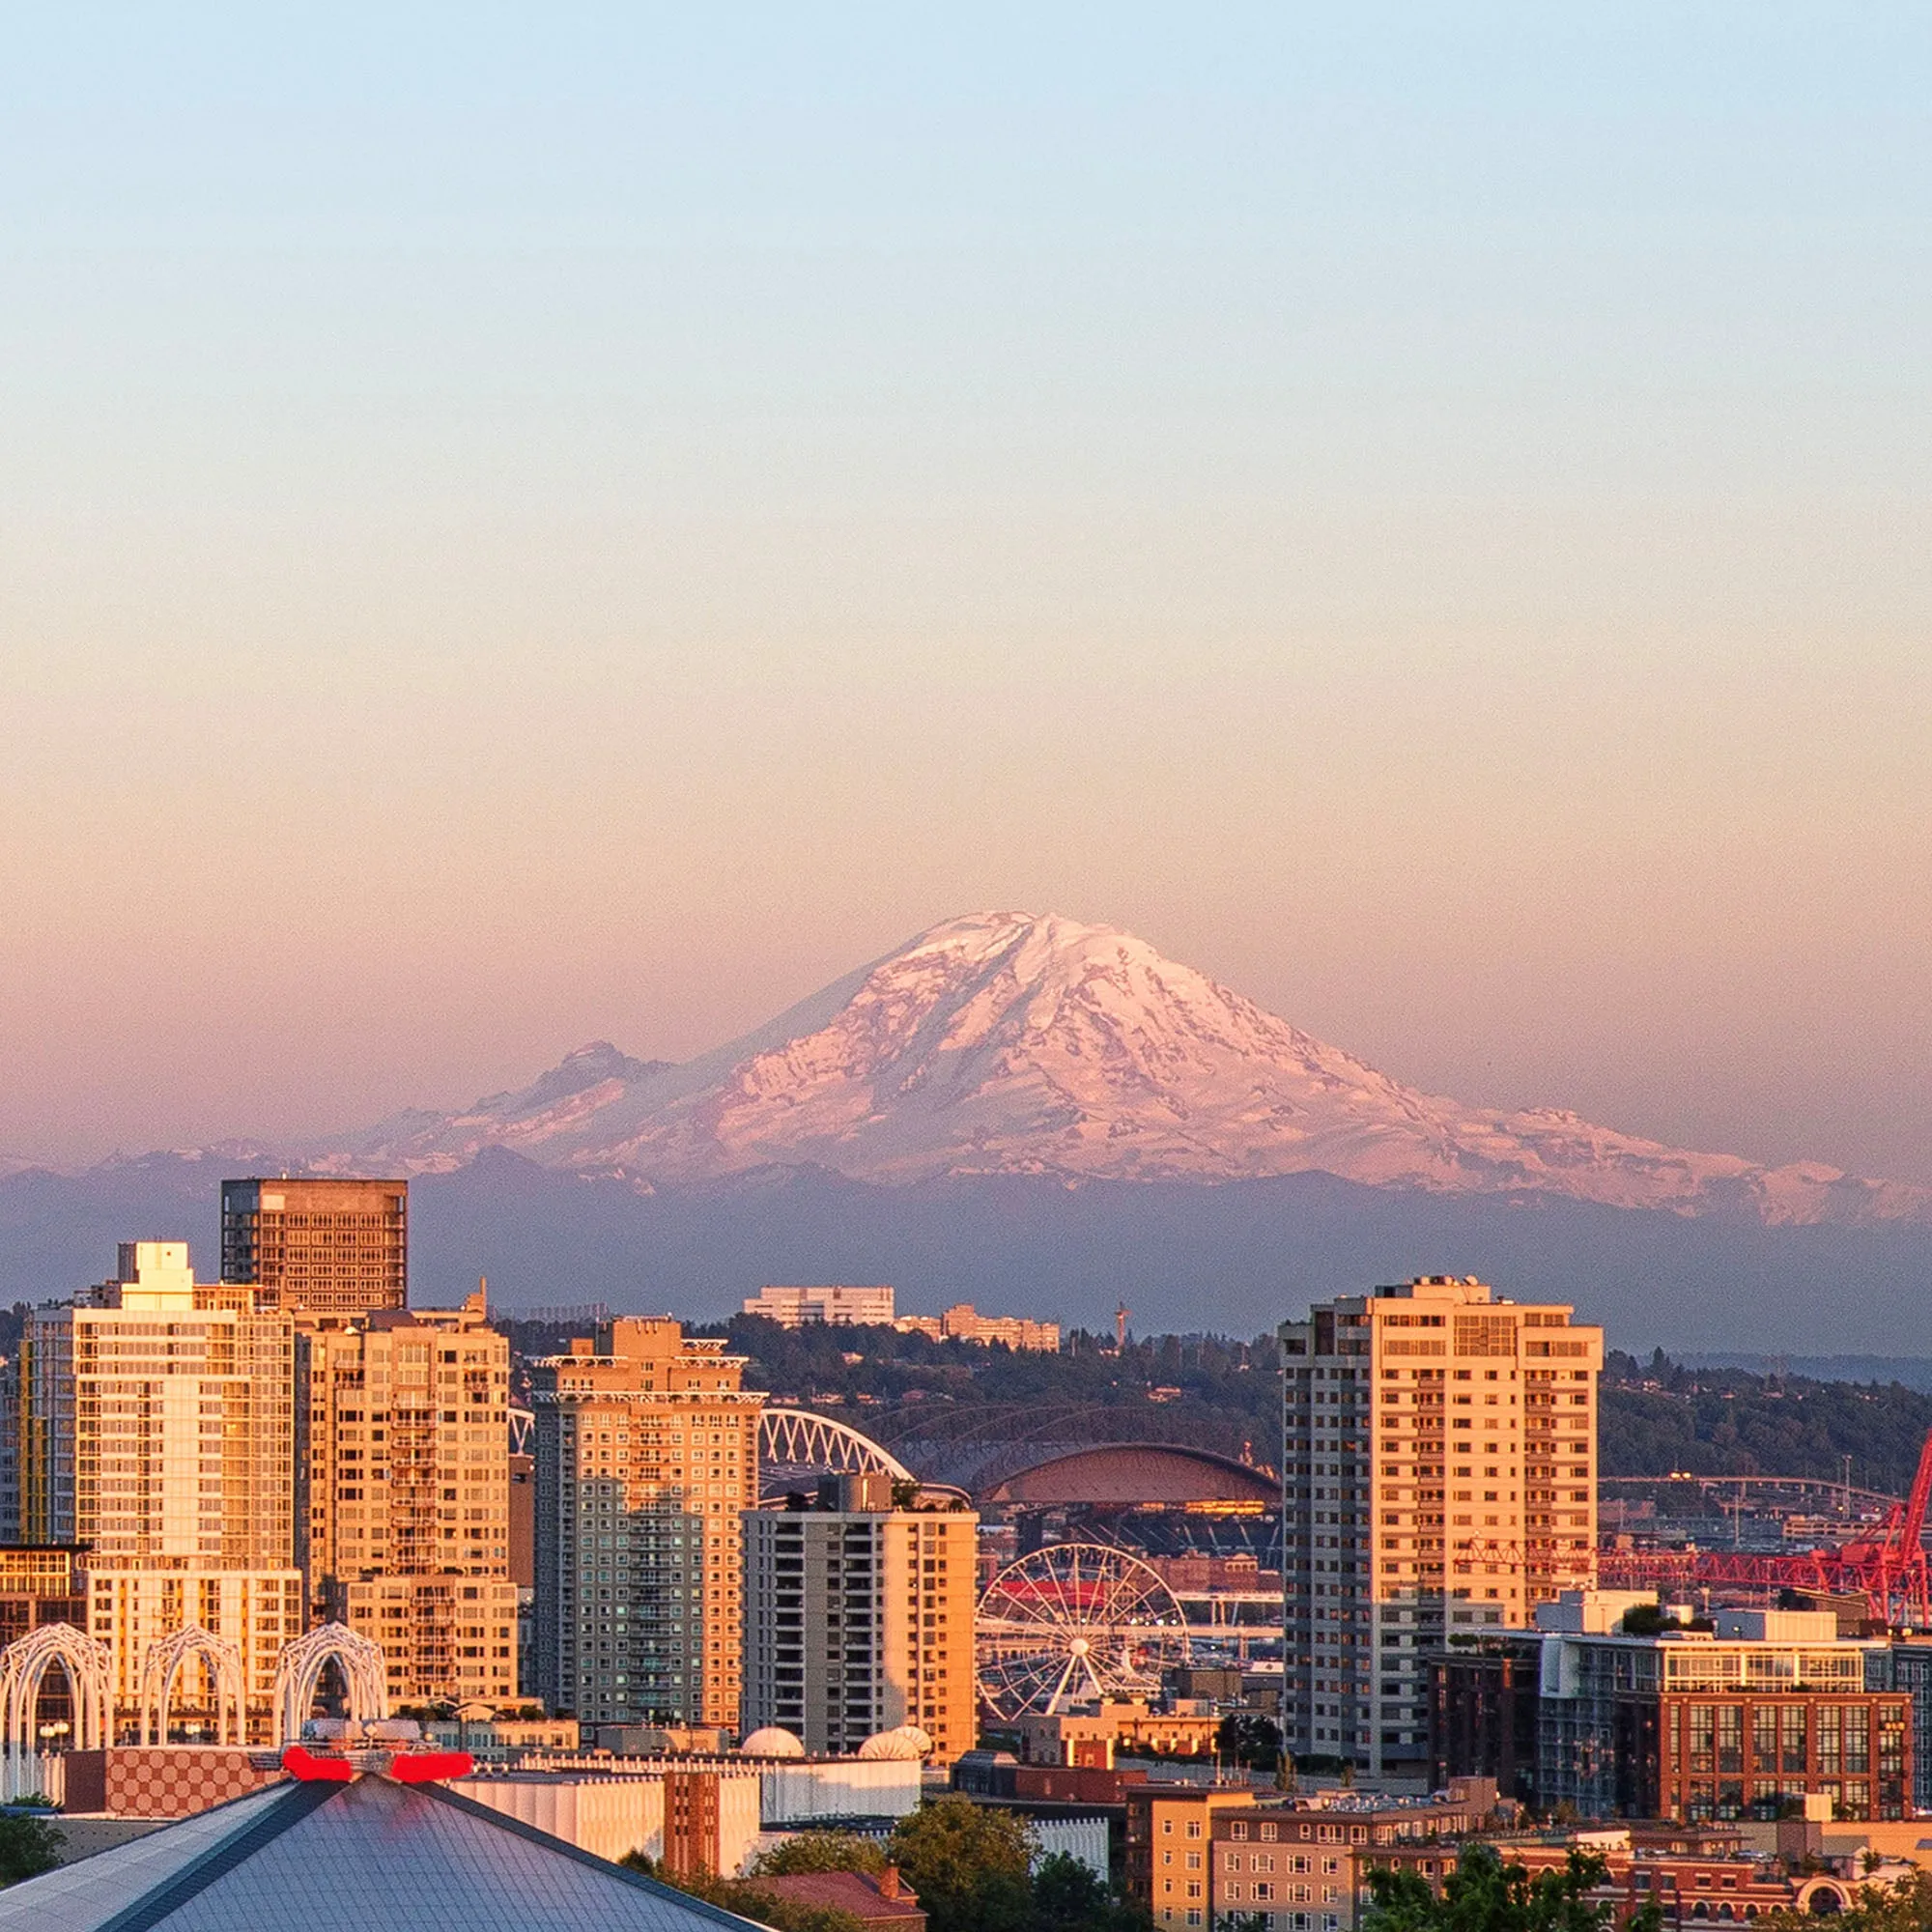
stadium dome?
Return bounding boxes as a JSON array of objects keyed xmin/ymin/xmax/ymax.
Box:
[
  {"xmin": 740, "ymin": 1725, "xmax": 807, "ymax": 1757},
  {"xmin": 857, "ymin": 1724, "xmax": 933, "ymax": 1760}
]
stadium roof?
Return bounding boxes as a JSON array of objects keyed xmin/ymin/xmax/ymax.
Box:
[{"xmin": 0, "ymin": 1773, "xmax": 762, "ymax": 1932}]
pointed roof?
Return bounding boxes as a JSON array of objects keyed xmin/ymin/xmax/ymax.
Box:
[{"xmin": 0, "ymin": 1775, "xmax": 765, "ymax": 1932}]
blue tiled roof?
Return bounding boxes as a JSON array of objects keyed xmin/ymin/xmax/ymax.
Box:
[{"xmin": 0, "ymin": 1776, "xmax": 768, "ymax": 1932}]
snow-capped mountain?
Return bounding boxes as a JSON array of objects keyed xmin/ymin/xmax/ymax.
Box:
[{"xmin": 313, "ymin": 911, "xmax": 1929, "ymax": 1225}]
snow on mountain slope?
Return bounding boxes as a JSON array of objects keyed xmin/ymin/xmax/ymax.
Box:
[{"xmin": 308, "ymin": 912, "xmax": 1930, "ymax": 1225}]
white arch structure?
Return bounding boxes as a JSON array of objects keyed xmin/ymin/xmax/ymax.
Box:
[
  {"xmin": 272, "ymin": 1624, "xmax": 387, "ymax": 1743},
  {"xmin": 139, "ymin": 1626, "xmax": 245, "ymax": 1747},
  {"xmin": 0, "ymin": 1622, "xmax": 112, "ymax": 1754},
  {"xmin": 759, "ymin": 1407, "xmax": 915, "ymax": 1496}
]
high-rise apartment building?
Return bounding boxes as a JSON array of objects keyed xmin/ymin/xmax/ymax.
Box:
[
  {"xmin": 20, "ymin": 1243, "xmax": 296, "ymax": 1567},
  {"xmin": 530, "ymin": 1319, "xmax": 763, "ymax": 1730},
  {"xmin": 742, "ymin": 1473, "xmax": 977, "ymax": 1764},
  {"xmin": 221, "ymin": 1177, "xmax": 408, "ymax": 1317},
  {"xmin": 0, "ymin": 1546, "xmax": 85, "ymax": 1646},
  {"xmin": 15, "ymin": 1243, "xmax": 302, "ymax": 1737},
  {"xmin": 297, "ymin": 1290, "xmax": 516, "ymax": 1710},
  {"xmin": 1279, "ymin": 1275, "xmax": 1601, "ymax": 1778}
]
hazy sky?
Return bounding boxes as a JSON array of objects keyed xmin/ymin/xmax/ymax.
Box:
[{"xmin": 3, "ymin": 6, "xmax": 1929, "ymax": 1180}]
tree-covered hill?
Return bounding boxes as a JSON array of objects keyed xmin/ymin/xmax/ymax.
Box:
[
  {"xmin": 505, "ymin": 1315, "xmax": 1932, "ymax": 1501},
  {"xmin": 1598, "ymin": 1350, "xmax": 1932, "ymax": 1495}
]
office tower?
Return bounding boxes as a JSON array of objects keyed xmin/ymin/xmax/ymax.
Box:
[
  {"xmin": 297, "ymin": 1290, "xmax": 516, "ymax": 1710},
  {"xmin": 221, "ymin": 1177, "xmax": 408, "ymax": 1317},
  {"xmin": 15, "ymin": 1242, "xmax": 302, "ymax": 1735},
  {"xmin": 741, "ymin": 1285, "xmax": 895, "ymax": 1328},
  {"xmin": 1528, "ymin": 1600, "xmax": 1907, "ymax": 1822},
  {"xmin": 529, "ymin": 1319, "xmax": 763, "ymax": 1730},
  {"xmin": 742, "ymin": 1473, "xmax": 977, "ymax": 1764},
  {"xmin": 1278, "ymin": 1275, "xmax": 1602, "ymax": 1779}
]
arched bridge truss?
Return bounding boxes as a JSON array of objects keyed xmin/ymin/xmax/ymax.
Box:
[{"xmin": 759, "ymin": 1406, "xmax": 915, "ymax": 1498}]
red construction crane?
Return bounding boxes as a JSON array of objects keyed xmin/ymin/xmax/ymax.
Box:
[{"xmin": 1600, "ymin": 1428, "xmax": 1932, "ymax": 1627}]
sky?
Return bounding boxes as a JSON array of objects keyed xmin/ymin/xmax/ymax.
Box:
[{"xmin": 2, "ymin": 5, "xmax": 1929, "ymax": 1180}]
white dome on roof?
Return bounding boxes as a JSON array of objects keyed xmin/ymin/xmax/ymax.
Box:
[
  {"xmin": 740, "ymin": 1726, "xmax": 807, "ymax": 1758},
  {"xmin": 857, "ymin": 1724, "xmax": 932, "ymax": 1761}
]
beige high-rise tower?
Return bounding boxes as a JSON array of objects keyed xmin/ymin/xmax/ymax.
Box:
[
  {"xmin": 1279, "ymin": 1275, "xmax": 1601, "ymax": 1778},
  {"xmin": 221, "ymin": 1178, "xmax": 408, "ymax": 1317},
  {"xmin": 17, "ymin": 1242, "xmax": 303, "ymax": 1736},
  {"xmin": 297, "ymin": 1290, "xmax": 517, "ymax": 1710},
  {"xmin": 742, "ymin": 1474, "xmax": 978, "ymax": 1764},
  {"xmin": 20, "ymin": 1244, "xmax": 295, "ymax": 1567},
  {"xmin": 530, "ymin": 1319, "xmax": 763, "ymax": 1730}
]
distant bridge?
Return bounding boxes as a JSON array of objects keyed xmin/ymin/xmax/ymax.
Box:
[
  {"xmin": 758, "ymin": 1407, "xmax": 916, "ymax": 1498},
  {"xmin": 1601, "ymin": 1474, "xmax": 1900, "ymax": 1514}
]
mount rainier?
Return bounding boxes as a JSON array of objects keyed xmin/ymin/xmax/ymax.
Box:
[{"xmin": 312, "ymin": 911, "xmax": 1925, "ymax": 1228}]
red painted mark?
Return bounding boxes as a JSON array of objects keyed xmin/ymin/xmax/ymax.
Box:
[
  {"xmin": 387, "ymin": 1750, "xmax": 475, "ymax": 1783},
  {"xmin": 281, "ymin": 1747, "xmax": 355, "ymax": 1782}
]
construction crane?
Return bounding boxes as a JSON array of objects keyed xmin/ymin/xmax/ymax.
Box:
[{"xmin": 1600, "ymin": 1427, "xmax": 1932, "ymax": 1627}]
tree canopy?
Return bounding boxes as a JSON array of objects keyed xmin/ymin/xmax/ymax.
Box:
[
  {"xmin": 1759, "ymin": 1870, "xmax": 1932, "ymax": 1932},
  {"xmin": 619, "ymin": 1850, "xmax": 864, "ymax": 1932},
  {"xmin": 887, "ymin": 1799, "xmax": 1037, "ymax": 1932},
  {"xmin": 1363, "ymin": 1846, "xmax": 1659, "ymax": 1932},
  {"xmin": 0, "ymin": 1810, "xmax": 65, "ymax": 1888},
  {"xmin": 751, "ymin": 1833, "xmax": 886, "ymax": 1878}
]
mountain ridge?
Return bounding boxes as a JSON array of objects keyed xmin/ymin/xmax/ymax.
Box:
[
  {"xmin": 12, "ymin": 912, "xmax": 1921, "ymax": 1230},
  {"xmin": 285, "ymin": 910, "xmax": 1925, "ymax": 1229}
]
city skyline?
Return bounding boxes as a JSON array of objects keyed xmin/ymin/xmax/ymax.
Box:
[{"xmin": 9, "ymin": 10, "xmax": 1932, "ymax": 1914}]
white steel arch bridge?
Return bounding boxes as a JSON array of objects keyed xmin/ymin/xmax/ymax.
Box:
[{"xmin": 758, "ymin": 1406, "xmax": 917, "ymax": 1498}]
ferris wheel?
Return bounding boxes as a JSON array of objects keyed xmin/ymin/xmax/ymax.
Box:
[{"xmin": 976, "ymin": 1543, "xmax": 1192, "ymax": 1719}]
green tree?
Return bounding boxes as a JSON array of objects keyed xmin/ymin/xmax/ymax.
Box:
[
  {"xmin": 0, "ymin": 1810, "xmax": 64, "ymax": 1888},
  {"xmin": 618, "ymin": 1850, "xmax": 865, "ymax": 1932},
  {"xmin": 1759, "ymin": 1870, "xmax": 1932, "ymax": 1932},
  {"xmin": 888, "ymin": 1799, "xmax": 1036, "ymax": 1932},
  {"xmin": 1363, "ymin": 1845, "xmax": 1658, "ymax": 1932},
  {"xmin": 1031, "ymin": 1851, "xmax": 1151, "ymax": 1932},
  {"xmin": 751, "ymin": 1833, "xmax": 887, "ymax": 1878},
  {"xmin": 1217, "ymin": 1712, "xmax": 1282, "ymax": 1771},
  {"xmin": 727, "ymin": 1889, "xmax": 867, "ymax": 1932}
]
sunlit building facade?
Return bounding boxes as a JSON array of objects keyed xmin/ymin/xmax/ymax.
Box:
[
  {"xmin": 1280, "ymin": 1275, "xmax": 1601, "ymax": 1777},
  {"xmin": 530, "ymin": 1319, "xmax": 763, "ymax": 1729},
  {"xmin": 221, "ymin": 1178, "xmax": 408, "ymax": 1318},
  {"xmin": 742, "ymin": 1473, "xmax": 977, "ymax": 1763},
  {"xmin": 297, "ymin": 1289, "xmax": 516, "ymax": 1709}
]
